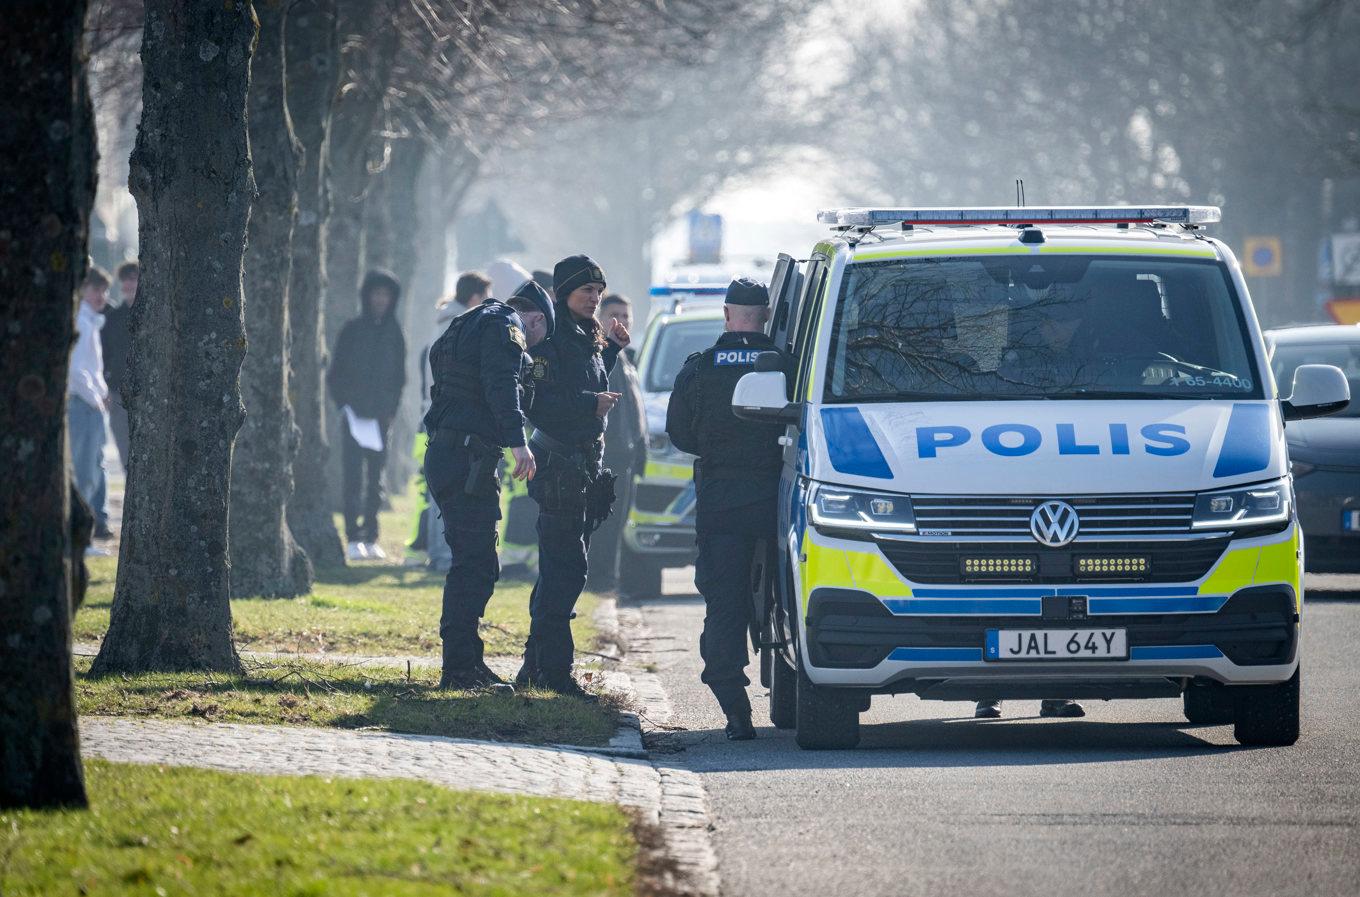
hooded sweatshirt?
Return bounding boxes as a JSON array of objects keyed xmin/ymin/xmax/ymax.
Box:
[{"xmin": 327, "ymin": 271, "xmax": 407, "ymax": 426}]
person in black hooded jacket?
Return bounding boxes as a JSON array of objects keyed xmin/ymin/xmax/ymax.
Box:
[{"xmin": 327, "ymin": 268, "xmax": 407, "ymax": 560}]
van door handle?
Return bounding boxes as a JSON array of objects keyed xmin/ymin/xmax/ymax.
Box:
[{"xmin": 778, "ymin": 435, "xmax": 793, "ymax": 446}]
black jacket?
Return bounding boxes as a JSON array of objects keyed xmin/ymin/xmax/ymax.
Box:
[
  {"xmin": 666, "ymin": 330, "xmax": 788, "ymax": 532},
  {"xmin": 423, "ymin": 300, "xmax": 533, "ymax": 447},
  {"xmin": 101, "ymin": 304, "xmax": 133, "ymax": 394},
  {"xmin": 328, "ymin": 300, "xmax": 406, "ymax": 425},
  {"xmin": 526, "ymin": 302, "xmax": 620, "ymax": 446}
]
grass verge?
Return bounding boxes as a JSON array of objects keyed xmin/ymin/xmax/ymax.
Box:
[
  {"xmin": 76, "ymin": 560, "xmax": 601, "ymax": 659},
  {"xmin": 0, "ymin": 760, "xmax": 636, "ymax": 896},
  {"xmin": 74, "ymin": 657, "xmax": 622, "ymax": 747}
]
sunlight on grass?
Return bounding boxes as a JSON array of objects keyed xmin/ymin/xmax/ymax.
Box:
[
  {"xmin": 0, "ymin": 761, "xmax": 636, "ymax": 896},
  {"xmin": 75, "ymin": 657, "xmax": 623, "ymax": 747}
]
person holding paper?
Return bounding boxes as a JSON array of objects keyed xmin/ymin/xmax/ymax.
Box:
[{"xmin": 327, "ymin": 269, "xmax": 407, "ymax": 560}]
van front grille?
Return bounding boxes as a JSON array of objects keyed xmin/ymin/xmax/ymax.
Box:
[
  {"xmin": 879, "ymin": 537, "xmax": 1230, "ymax": 585},
  {"xmin": 911, "ymin": 493, "xmax": 1195, "ymax": 538}
]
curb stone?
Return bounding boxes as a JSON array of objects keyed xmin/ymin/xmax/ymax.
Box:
[{"xmin": 606, "ymin": 599, "xmax": 722, "ymax": 897}]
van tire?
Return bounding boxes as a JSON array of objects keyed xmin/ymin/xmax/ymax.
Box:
[
  {"xmin": 619, "ymin": 546, "xmax": 664, "ymax": 599},
  {"xmin": 1233, "ymin": 668, "xmax": 1300, "ymax": 747},
  {"xmin": 769, "ymin": 649, "xmax": 797, "ymax": 730},
  {"xmin": 1183, "ymin": 681, "xmax": 1234, "ymax": 725},
  {"xmin": 795, "ymin": 665, "xmax": 860, "ymax": 750}
]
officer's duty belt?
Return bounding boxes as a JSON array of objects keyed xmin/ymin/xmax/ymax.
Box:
[{"xmin": 530, "ymin": 429, "xmax": 601, "ymax": 460}]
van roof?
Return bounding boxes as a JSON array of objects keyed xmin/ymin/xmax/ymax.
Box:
[{"xmin": 822, "ymin": 225, "xmax": 1223, "ymax": 264}]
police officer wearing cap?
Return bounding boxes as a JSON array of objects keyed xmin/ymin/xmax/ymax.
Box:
[
  {"xmin": 425, "ymin": 280, "xmax": 555, "ymax": 689},
  {"xmin": 665, "ymin": 277, "xmax": 788, "ymax": 740},
  {"xmin": 518, "ymin": 255, "xmax": 630, "ymax": 697}
]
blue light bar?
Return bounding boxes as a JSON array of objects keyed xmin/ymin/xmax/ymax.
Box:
[
  {"xmin": 816, "ymin": 205, "xmax": 1221, "ymax": 227},
  {"xmin": 649, "ymin": 285, "xmax": 730, "ymax": 296}
]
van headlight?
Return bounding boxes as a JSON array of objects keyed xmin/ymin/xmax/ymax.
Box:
[
  {"xmin": 1191, "ymin": 478, "xmax": 1291, "ymax": 530},
  {"xmin": 809, "ymin": 484, "xmax": 916, "ymax": 534}
]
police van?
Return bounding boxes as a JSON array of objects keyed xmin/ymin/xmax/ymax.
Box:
[{"xmin": 732, "ymin": 206, "xmax": 1352, "ymax": 749}]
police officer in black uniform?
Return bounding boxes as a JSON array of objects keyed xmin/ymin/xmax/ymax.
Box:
[
  {"xmin": 518, "ymin": 255, "xmax": 630, "ymax": 697},
  {"xmin": 665, "ymin": 278, "xmax": 787, "ymax": 740},
  {"xmin": 425, "ymin": 280, "xmax": 555, "ymax": 689}
]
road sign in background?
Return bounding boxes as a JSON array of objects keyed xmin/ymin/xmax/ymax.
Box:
[
  {"xmin": 687, "ymin": 209, "xmax": 723, "ymax": 264},
  {"xmin": 1243, "ymin": 236, "xmax": 1283, "ymax": 277},
  {"xmin": 1331, "ymin": 233, "xmax": 1360, "ymax": 286}
]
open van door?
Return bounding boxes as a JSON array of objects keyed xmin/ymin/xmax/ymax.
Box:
[{"xmin": 767, "ymin": 253, "xmax": 804, "ymax": 352}]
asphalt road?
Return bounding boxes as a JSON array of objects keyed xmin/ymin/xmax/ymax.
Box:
[{"xmin": 637, "ymin": 571, "xmax": 1360, "ymax": 897}]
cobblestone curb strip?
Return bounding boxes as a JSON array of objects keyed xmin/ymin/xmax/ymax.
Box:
[{"xmin": 609, "ymin": 602, "xmax": 721, "ymax": 897}]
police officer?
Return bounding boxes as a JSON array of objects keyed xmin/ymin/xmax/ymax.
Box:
[
  {"xmin": 518, "ymin": 255, "xmax": 630, "ymax": 697},
  {"xmin": 424, "ymin": 280, "xmax": 555, "ymax": 689},
  {"xmin": 665, "ymin": 278, "xmax": 787, "ymax": 740}
]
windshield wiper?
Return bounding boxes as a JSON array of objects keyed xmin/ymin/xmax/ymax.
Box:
[
  {"xmin": 837, "ymin": 392, "xmax": 1043, "ymax": 403},
  {"xmin": 1042, "ymin": 389, "xmax": 1184, "ymax": 400}
]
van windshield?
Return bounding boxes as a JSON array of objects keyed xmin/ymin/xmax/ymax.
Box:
[{"xmin": 825, "ymin": 255, "xmax": 1262, "ymax": 402}]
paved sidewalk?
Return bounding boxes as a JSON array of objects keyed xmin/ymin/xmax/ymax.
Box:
[{"xmin": 82, "ymin": 716, "xmax": 662, "ymax": 815}]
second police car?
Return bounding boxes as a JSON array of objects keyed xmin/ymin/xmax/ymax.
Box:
[{"xmin": 732, "ymin": 206, "xmax": 1352, "ymax": 749}]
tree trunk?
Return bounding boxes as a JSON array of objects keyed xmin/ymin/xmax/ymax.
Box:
[
  {"xmin": 230, "ymin": 0, "xmax": 312, "ymax": 598},
  {"xmin": 92, "ymin": 0, "xmax": 257, "ymax": 675},
  {"xmin": 285, "ymin": 0, "xmax": 345, "ymax": 567},
  {"xmin": 0, "ymin": 0, "xmax": 94, "ymax": 810},
  {"xmin": 380, "ymin": 140, "xmax": 426, "ymax": 494}
]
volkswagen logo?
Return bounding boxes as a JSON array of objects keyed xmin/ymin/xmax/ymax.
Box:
[{"xmin": 1030, "ymin": 500, "xmax": 1080, "ymax": 547}]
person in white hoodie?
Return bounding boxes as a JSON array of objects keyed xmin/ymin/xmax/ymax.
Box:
[{"xmin": 69, "ymin": 266, "xmax": 112, "ymax": 547}]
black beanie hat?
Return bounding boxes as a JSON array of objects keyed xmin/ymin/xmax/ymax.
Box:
[
  {"xmin": 511, "ymin": 279, "xmax": 555, "ymax": 337},
  {"xmin": 553, "ymin": 254, "xmax": 606, "ymax": 300},
  {"xmin": 725, "ymin": 276, "xmax": 769, "ymax": 307}
]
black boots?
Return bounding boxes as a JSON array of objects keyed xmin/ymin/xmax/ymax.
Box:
[
  {"xmin": 438, "ymin": 659, "xmax": 508, "ymax": 690},
  {"xmin": 724, "ymin": 710, "xmax": 756, "ymax": 741},
  {"xmin": 514, "ymin": 663, "xmax": 600, "ymax": 702}
]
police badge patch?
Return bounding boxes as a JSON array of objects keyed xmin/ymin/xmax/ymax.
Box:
[
  {"xmin": 532, "ymin": 357, "xmax": 549, "ymax": 380},
  {"xmin": 508, "ymin": 324, "xmax": 527, "ymax": 350}
]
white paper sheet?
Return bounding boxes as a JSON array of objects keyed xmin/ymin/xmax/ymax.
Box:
[{"xmin": 342, "ymin": 405, "xmax": 384, "ymax": 452}]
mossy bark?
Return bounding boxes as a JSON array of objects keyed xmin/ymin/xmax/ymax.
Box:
[
  {"xmin": 285, "ymin": 0, "xmax": 346, "ymax": 567},
  {"xmin": 230, "ymin": 0, "xmax": 313, "ymax": 598},
  {"xmin": 92, "ymin": 1, "xmax": 257, "ymax": 675},
  {"xmin": 0, "ymin": 0, "xmax": 95, "ymax": 810}
]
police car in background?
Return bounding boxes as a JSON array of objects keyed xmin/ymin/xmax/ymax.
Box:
[
  {"xmin": 733, "ymin": 206, "xmax": 1352, "ymax": 749},
  {"xmin": 620, "ymin": 305, "xmax": 725, "ymax": 596}
]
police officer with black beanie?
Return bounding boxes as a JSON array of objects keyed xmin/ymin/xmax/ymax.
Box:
[
  {"xmin": 518, "ymin": 255, "xmax": 630, "ymax": 697},
  {"xmin": 425, "ymin": 280, "xmax": 554, "ymax": 689},
  {"xmin": 665, "ymin": 278, "xmax": 788, "ymax": 739}
]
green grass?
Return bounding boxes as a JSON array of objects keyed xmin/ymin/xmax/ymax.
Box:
[
  {"xmin": 0, "ymin": 760, "xmax": 637, "ymax": 896},
  {"xmin": 74, "ymin": 657, "xmax": 622, "ymax": 747},
  {"xmin": 76, "ymin": 560, "xmax": 601, "ymax": 659}
]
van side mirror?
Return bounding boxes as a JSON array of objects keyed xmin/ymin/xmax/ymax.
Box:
[
  {"xmin": 1283, "ymin": 363, "xmax": 1350, "ymax": 421},
  {"xmin": 733, "ymin": 370, "xmax": 801, "ymax": 424}
]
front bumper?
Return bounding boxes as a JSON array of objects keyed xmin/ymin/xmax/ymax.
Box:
[{"xmin": 795, "ymin": 525, "xmax": 1304, "ymax": 694}]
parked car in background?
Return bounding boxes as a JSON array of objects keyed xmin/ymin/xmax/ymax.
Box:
[{"xmin": 1268, "ymin": 324, "xmax": 1360, "ymax": 572}]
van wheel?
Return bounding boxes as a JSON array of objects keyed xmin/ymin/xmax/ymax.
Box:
[
  {"xmin": 1233, "ymin": 668, "xmax": 1300, "ymax": 746},
  {"xmin": 619, "ymin": 546, "xmax": 663, "ymax": 599},
  {"xmin": 769, "ymin": 649, "xmax": 797, "ymax": 730},
  {"xmin": 1183, "ymin": 681, "xmax": 1234, "ymax": 725},
  {"xmin": 795, "ymin": 665, "xmax": 860, "ymax": 750}
]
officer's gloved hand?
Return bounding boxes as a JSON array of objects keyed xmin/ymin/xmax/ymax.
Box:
[
  {"xmin": 594, "ymin": 392, "xmax": 621, "ymax": 418},
  {"xmin": 511, "ymin": 445, "xmax": 537, "ymax": 481}
]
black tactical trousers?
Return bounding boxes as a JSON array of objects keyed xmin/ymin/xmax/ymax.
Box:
[
  {"xmin": 340, "ymin": 424, "xmax": 386, "ymax": 543},
  {"xmin": 524, "ymin": 454, "xmax": 593, "ymax": 679},
  {"xmin": 693, "ymin": 475, "xmax": 778, "ymax": 717},
  {"xmin": 425, "ymin": 433, "xmax": 501, "ymax": 670},
  {"xmin": 695, "ymin": 531, "xmax": 759, "ymax": 716}
]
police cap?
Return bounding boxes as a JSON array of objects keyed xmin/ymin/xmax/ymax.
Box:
[
  {"xmin": 511, "ymin": 279, "xmax": 555, "ymax": 337},
  {"xmin": 725, "ymin": 277, "xmax": 769, "ymax": 307},
  {"xmin": 553, "ymin": 254, "xmax": 606, "ymax": 299}
]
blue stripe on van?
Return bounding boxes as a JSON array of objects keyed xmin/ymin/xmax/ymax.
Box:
[
  {"xmin": 820, "ymin": 407, "xmax": 893, "ymax": 479},
  {"xmin": 888, "ymin": 647, "xmax": 984, "ymax": 662},
  {"xmin": 1130, "ymin": 645, "xmax": 1224, "ymax": 660},
  {"xmin": 1212, "ymin": 403, "xmax": 1272, "ymax": 478}
]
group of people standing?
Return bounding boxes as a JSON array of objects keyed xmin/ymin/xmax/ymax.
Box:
[
  {"xmin": 67, "ymin": 261, "xmax": 139, "ymax": 555},
  {"xmin": 422, "ymin": 254, "xmax": 788, "ymax": 737}
]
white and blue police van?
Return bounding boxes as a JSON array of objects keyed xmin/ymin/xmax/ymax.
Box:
[{"xmin": 732, "ymin": 206, "xmax": 1352, "ymax": 749}]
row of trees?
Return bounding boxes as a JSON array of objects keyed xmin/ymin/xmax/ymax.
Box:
[
  {"xmin": 833, "ymin": 0, "xmax": 1360, "ymax": 323},
  {"xmin": 2, "ymin": 0, "xmax": 802, "ymax": 808}
]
